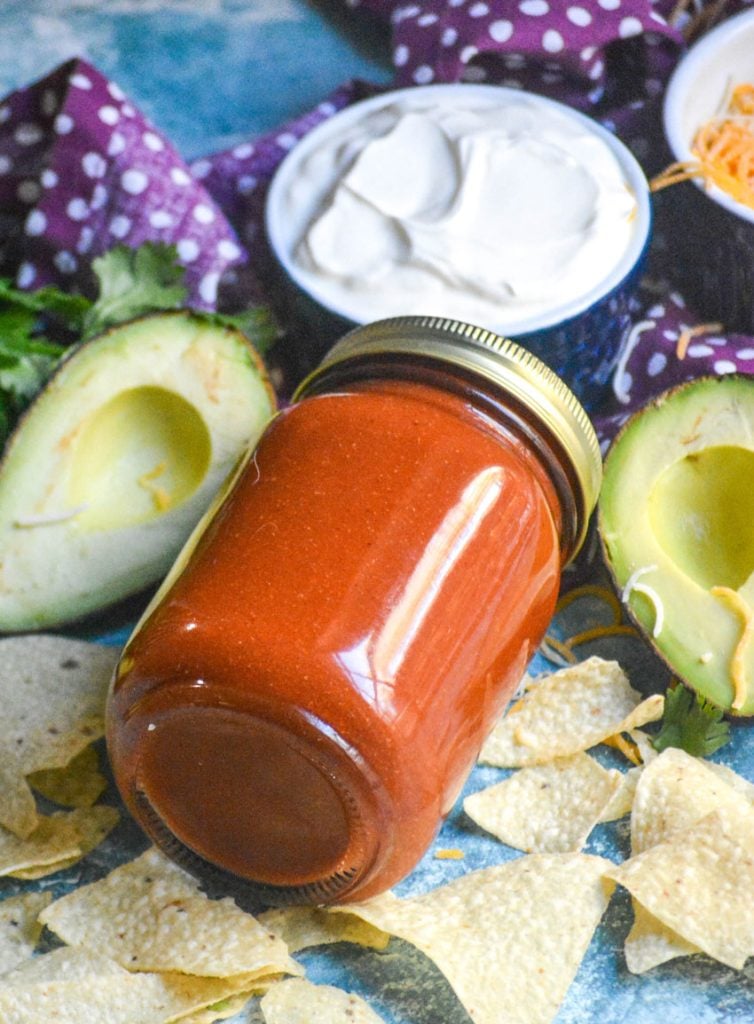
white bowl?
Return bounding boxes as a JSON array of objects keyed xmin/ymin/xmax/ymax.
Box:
[
  {"xmin": 265, "ymin": 83, "xmax": 651, "ymax": 406},
  {"xmin": 664, "ymin": 7, "xmax": 754, "ymax": 225},
  {"xmin": 662, "ymin": 8, "xmax": 754, "ymax": 329}
]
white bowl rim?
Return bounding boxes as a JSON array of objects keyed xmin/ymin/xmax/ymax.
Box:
[
  {"xmin": 663, "ymin": 7, "xmax": 754, "ymax": 227},
  {"xmin": 265, "ymin": 82, "xmax": 652, "ymax": 336}
]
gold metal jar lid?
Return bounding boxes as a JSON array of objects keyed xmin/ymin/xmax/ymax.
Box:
[{"xmin": 295, "ymin": 316, "xmax": 602, "ymax": 560}]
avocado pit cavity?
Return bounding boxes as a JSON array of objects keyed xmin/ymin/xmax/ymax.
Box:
[
  {"xmin": 649, "ymin": 444, "xmax": 754, "ymax": 593},
  {"xmin": 599, "ymin": 376, "xmax": 754, "ymax": 716},
  {"xmin": 69, "ymin": 386, "xmax": 211, "ymax": 530}
]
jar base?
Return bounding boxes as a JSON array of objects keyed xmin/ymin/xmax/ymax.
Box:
[{"xmin": 133, "ymin": 705, "xmax": 380, "ymax": 904}]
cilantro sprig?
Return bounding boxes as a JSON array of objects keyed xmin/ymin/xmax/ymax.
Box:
[
  {"xmin": 652, "ymin": 683, "xmax": 731, "ymax": 758},
  {"xmin": 81, "ymin": 243, "xmax": 188, "ymax": 339},
  {"xmin": 0, "ymin": 242, "xmax": 278, "ymax": 447}
]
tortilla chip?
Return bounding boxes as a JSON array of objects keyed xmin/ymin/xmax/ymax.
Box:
[
  {"xmin": 0, "ymin": 892, "xmax": 51, "ymax": 976},
  {"xmin": 39, "ymin": 846, "xmax": 299, "ymax": 980},
  {"xmin": 598, "ymin": 766, "xmax": 642, "ymax": 823},
  {"xmin": 261, "ymin": 978, "xmax": 386, "ymax": 1023},
  {"xmin": 260, "ymin": 978, "xmax": 385, "ymax": 1019},
  {"xmin": 629, "ymin": 729, "xmax": 659, "ymax": 766},
  {"xmin": 28, "ymin": 745, "xmax": 107, "ymax": 809},
  {"xmin": 8, "ymin": 804, "xmax": 119, "ymax": 880},
  {"xmin": 336, "ymin": 854, "xmax": 614, "ymax": 1024},
  {"xmin": 703, "ymin": 759, "xmax": 754, "ymax": 800},
  {"xmin": 0, "ymin": 946, "xmax": 258, "ymax": 1024},
  {"xmin": 624, "ymin": 906, "xmax": 700, "ymax": 974},
  {"xmin": 178, "ymin": 991, "xmax": 254, "ymax": 1024},
  {"xmin": 479, "ymin": 658, "xmax": 663, "ymax": 768},
  {"xmin": 0, "ymin": 635, "xmax": 118, "ymax": 838},
  {"xmin": 608, "ymin": 809, "xmax": 754, "ymax": 970},
  {"xmin": 259, "ymin": 906, "xmax": 390, "ymax": 954},
  {"xmin": 631, "ymin": 747, "xmax": 753, "ymax": 856},
  {"xmin": 463, "ymin": 753, "xmax": 622, "ymax": 853},
  {"xmin": 621, "ymin": 747, "xmax": 754, "ymax": 972},
  {"xmin": 0, "ymin": 812, "xmax": 81, "ymax": 876}
]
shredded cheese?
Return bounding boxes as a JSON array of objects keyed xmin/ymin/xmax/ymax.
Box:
[
  {"xmin": 710, "ymin": 585, "xmax": 754, "ymax": 711},
  {"xmin": 556, "ymin": 583, "xmax": 623, "ymax": 626},
  {"xmin": 538, "ymin": 634, "xmax": 578, "ymax": 667},
  {"xmin": 613, "ymin": 320, "xmax": 656, "ymax": 405},
  {"xmin": 434, "ymin": 848, "xmax": 465, "ymax": 860},
  {"xmin": 675, "ymin": 322, "xmax": 723, "ymax": 361},
  {"xmin": 564, "ymin": 623, "xmax": 640, "ymax": 650},
  {"xmin": 603, "ymin": 732, "xmax": 642, "ymax": 766},
  {"xmin": 137, "ymin": 461, "xmax": 172, "ymax": 513},
  {"xmin": 13, "ymin": 505, "xmax": 89, "ymax": 528},
  {"xmin": 621, "ymin": 565, "xmax": 664, "ymax": 638},
  {"xmin": 651, "ymin": 83, "xmax": 754, "ymax": 210},
  {"xmin": 630, "ymin": 584, "xmax": 665, "ymax": 639}
]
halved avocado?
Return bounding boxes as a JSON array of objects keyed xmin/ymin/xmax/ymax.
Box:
[
  {"xmin": 0, "ymin": 310, "xmax": 276, "ymax": 631},
  {"xmin": 599, "ymin": 375, "xmax": 754, "ymax": 717}
]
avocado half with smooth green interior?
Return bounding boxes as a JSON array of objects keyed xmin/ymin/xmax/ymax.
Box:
[
  {"xmin": 0, "ymin": 310, "xmax": 276, "ymax": 632},
  {"xmin": 599, "ymin": 374, "xmax": 754, "ymax": 717}
]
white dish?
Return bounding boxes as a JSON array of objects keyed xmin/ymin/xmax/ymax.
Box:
[
  {"xmin": 664, "ymin": 7, "xmax": 754, "ymax": 225},
  {"xmin": 266, "ymin": 83, "xmax": 651, "ymax": 338}
]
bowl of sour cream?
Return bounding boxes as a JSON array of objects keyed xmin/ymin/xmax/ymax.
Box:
[{"xmin": 265, "ymin": 84, "xmax": 651, "ymax": 406}]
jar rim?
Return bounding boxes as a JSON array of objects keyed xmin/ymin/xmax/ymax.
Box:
[{"xmin": 295, "ymin": 316, "xmax": 602, "ymax": 560}]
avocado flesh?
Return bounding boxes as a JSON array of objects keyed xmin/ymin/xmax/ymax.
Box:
[
  {"xmin": 599, "ymin": 375, "xmax": 754, "ymax": 716},
  {"xmin": 0, "ymin": 311, "xmax": 276, "ymax": 632}
]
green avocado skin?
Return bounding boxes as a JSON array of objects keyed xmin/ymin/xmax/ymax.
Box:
[
  {"xmin": 0, "ymin": 311, "xmax": 276, "ymax": 633},
  {"xmin": 599, "ymin": 375, "xmax": 754, "ymax": 717}
]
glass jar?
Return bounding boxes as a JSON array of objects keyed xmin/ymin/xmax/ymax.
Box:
[{"xmin": 106, "ymin": 316, "xmax": 601, "ymax": 905}]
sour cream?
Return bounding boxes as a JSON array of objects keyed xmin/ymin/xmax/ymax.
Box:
[{"xmin": 268, "ymin": 87, "xmax": 642, "ymax": 334}]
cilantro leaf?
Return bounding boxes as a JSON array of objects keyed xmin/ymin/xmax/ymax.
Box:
[
  {"xmin": 82, "ymin": 243, "xmax": 188, "ymax": 339},
  {"xmin": 197, "ymin": 306, "xmax": 280, "ymax": 356},
  {"xmin": 652, "ymin": 684, "xmax": 731, "ymax": 758},
  {"xmin": 0, "ymin": 294, "xmax": 68, "ymax": 446},
  {"xmin": 0, "ymin": 279, "xmax": 92, "ymax": 332},
  {"xmin": 0, "ymin": 240, "xmax": 278, "ymax": 449}
]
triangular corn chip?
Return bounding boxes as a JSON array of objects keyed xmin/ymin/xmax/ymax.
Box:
[
  {"xmin": 0, "ymin": 636, "xmax": 118, "ymax": 837},
  {"xmin": 8, "ymin": 804, "xmax": 119, "ymax": 880},
  {"xmin": 480, "ymin": 658, "xmax": 663, "ymax": 768},
  {"xmin": 623, "ymin": 747, "xmax": 754, "ymax": 971},
  {"xmin": 259, "ymin": 906, "xmax": 390, "ymax": 953},
  {"xmin": 631, "ymin": 747, "xmax": 753, "ymax": 855},
  {"xmin": 0, "ymin": 946, "xmax": 259, "ymax": 1024},
  {"xmin": 0, "ymin": 892, "xmax": 51, "ymax": 976},
  {"xmin": 40, "ymin": 846, "xmax": 299, "ymax": 979},
  {"xmin": 261, "ymin": 978, "xmax": 386, "ymax": 1023},
  {"xmin": 463, "ymin": 753, "xmax": 622, "ymax": 852},
  {"xmin": 28, "ymin": 745, "xmax": 107, "ymax": 809},
  {"xmin": 609, "ymin": 809, "xmax": 754, "ymax": 970},
  {"xmin": 335, "ymin": 854, "xmax": 614, "ymax": 1024},
  {"xmin": 0, "ymin": 812, "xmax": 81, "ymax": 876}
]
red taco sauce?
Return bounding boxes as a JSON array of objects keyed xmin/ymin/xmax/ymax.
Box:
[{"xmin": 107, "ymin": 316, "xmax": 601, "ymax": 905}]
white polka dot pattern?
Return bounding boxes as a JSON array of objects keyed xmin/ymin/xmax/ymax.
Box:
[{"xmin": 0, "ymin": 58, "xmax": 245, "ymax": 310}]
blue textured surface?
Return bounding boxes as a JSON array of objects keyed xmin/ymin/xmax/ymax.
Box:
[
  {"xmin": 2, "ymin": 4, "xmax": 754, "ymax": 1023},
  {"xmin": 0, "ymin": 0, "xmax": 391, "ymax": 159}
]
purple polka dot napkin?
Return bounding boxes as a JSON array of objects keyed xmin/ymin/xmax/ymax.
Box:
[
  {"xmin": 0, "ymin": 58, "xmax": 247, "ymax": 309},
  {"xmin": 3, "ymin": 2, "xmax": 754, "ymax": 424}
]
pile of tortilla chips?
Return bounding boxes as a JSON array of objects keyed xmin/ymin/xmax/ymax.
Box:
[
  {"xmin": 2, "ymin": 640, "xmax": 754, "ymax": 1024},
  {"xmin": 466, "ymin": 656, "xmax": 754, "ymax": 981},
  {"xmin": 0, "ymin": 636, "xmax": 120, "ymax": 881},
  {"xmin": 466, "ymin": 656, "xmax": 664, "ymax": 854}
]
